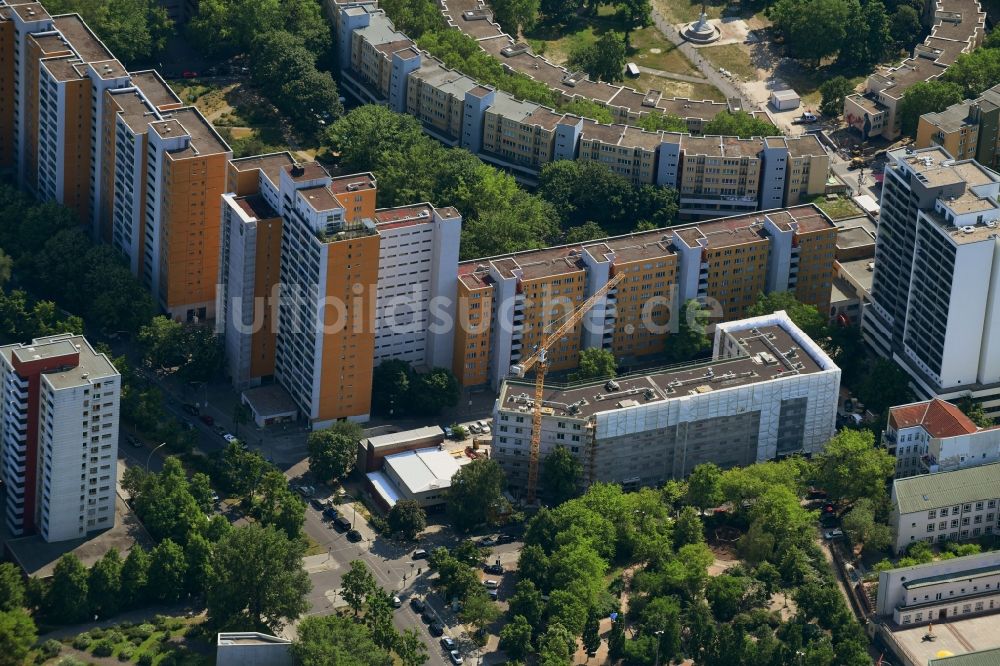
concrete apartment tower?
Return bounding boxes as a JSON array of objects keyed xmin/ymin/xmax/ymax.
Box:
[
  {"xmin": 863, "ymin": 147, "xmax": 1000, "ymax": 418},
  {"xmin": 0, "ymin": 335, "xmax": 120, "ymax": 542}
]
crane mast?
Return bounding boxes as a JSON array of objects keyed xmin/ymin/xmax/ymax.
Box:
[{"xmin": 510, "ymin": 271, "xmax": 625, "ymax": 503}]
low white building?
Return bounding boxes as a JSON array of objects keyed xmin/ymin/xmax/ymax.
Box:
[
  {"xmin": 216, "ymin": 633, "xmax": 292, "ymax": 666},
  {"xmin": 770, "ymin": 89, "xmax": 801, "ymax": 111},
  {"xmin": 890, "ymin": 462, "xmax": 1000, "ymax": 553},
  {"xmin": 492, "ymin": 311, "xmax": 841, "ymax": 496},
  {"xmin": 366, "ymin": 446, "xmax": 469, "ymax": 511},
  {"xmin": 884, "ymin": 398, "xmax": 1000, "ymax": 478},
  {"xmin": 876, "ymin": 551, "xmax": 1000, "ymax": 626}
]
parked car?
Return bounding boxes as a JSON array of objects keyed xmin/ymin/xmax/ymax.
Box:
[
  {"xmin": 297, "ymin": 485, "xmax": 316, "ymax": 497},
  {"xmin": 392, "ymin": 596, "xmax": 402, "ymax": 608},
  {"xmin": 412, "ymin": 548, "xmax": 428, "ymax": 560},
  {"xmin": 334, "ymin": 516, "xmax": 351, "ymax": 532},
  {"xmin": 443, "ymin": 427, "xmax": 453, "ymax": 439},
  {"xmin": 429, "ymin": 622, "xmax": 445, "ymax": 637},
  {"xmin": 310, "ymin": 498, "xmax": 326, "ymax": 511},
  {"xmin": 322, "ymin": 507, "xmax": 339, "ymax": 521},
  {"xmin": 488, "ymin": 589, "xmax": 499, "ymax": 601},
  {"xmin": 484, "ymin": 563, "xmax": 504, "ymax": 575},
  {"xmin": 182, "ymin": 403, "xmax": 199, "ymax": 416},
  {"xmin": 483, "ymin": 579, "xmax": 499, "ymax": 590},
  {"xmin": 127, "ymin": 435, "xmax": 142, "ymax": 448},
  {"xmin": 347, "ymin": 529, "xmax": 363, "ymax": 542},
  {"xmin": 495, "ymin": 534, "xmax": 517, "ymax": 545},
  {"xmin": 476, "ymin": 420, "xmax": 490, "ymax": 432},
  {"xmin": 448, "ymin": 650, "xmax": 463, "ymax": 664},
  {"xmin": 440, "ymin": 637, "xmax": 456, "ymax": 650},
  {"xmin": 213, "ymin": 424, "xmax": 227, "ymax": 436},
  {"xmin": 210, "ymin": 491, "xmax": 220, "ymax": 503},
  {"xmin": 181, "ymin": 70, "xmax": 198, "ymax": 78},
  {"xmin": 792, "ymin": 112, "xmax": 818, "ymax": 124},
  {"xmin": 468, "ymin": 423, "xmax": 482, "ymax": 434},
  {"xmin": 199, "ymin": 414, "xmax": 214, "ymax": 426},
  {"xmin": 478, "ymin": 536, "xmax": 497, "ymax": 547},
  {"xmin": 222, "ymin": 433, "xmax": 237, "ymax": 443},
  {"xmin": 819, "ymin": 513, "xmax": 839, "ymax": 527},
  {"xmin": 410, "ymin": 597, "xmax": 426, "ymax": 612},
  {"xmin": 421, "ymin": 608, "xmax": 435, "ymax": 623},
  {"xmin": 823, "ymin": 528, "xmax": 845, "ymax": 540}
]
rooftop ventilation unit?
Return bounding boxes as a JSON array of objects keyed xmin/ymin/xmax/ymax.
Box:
[
  {"xmin": 501, "ymin": 43, "xmax": 530, "ymax": 57},
  {"xmin": 604, "ymin": 379, "xmax": 620, "ymax": 392},
  {"xmin": 962, "ymin": 225, "xmax": 976, "ymax": 234},
  {"xmin": 290, "ymin": 165, "xmax": 305, "ymax": 178}
]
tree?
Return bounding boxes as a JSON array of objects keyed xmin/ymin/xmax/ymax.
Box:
[
  {"xmin": 839, "ymin": 0, "xmax": 890, "ymax": 67},
  {"xmin": 608, "ymin": 611, "xmax": 626, "ymax": 661},
  {"xmin": 569, "ymin": 31, "xmax": 628, "ymax": 83},
  {"xmin": 446, "ymin": 458, "xmax": 507, "ymax": 531},
  {"xmin": 138, "ymin": 315, "xmax": 186, "ymax": 369},
  {"xmin": 890, "ymin": 5, "xmax": 921, "ymax": 48},
  {"xmin": 637, "ymin": 112, "xmax": 689, "ymax": 132},
  {"xmin": 461, "ymin": 590, "xmax": 501, "ymax": 642},
  {"xmin": 564, "ymin": 221, "xmax": 608, "ymax": 243},
  {"xmin": 490, "ymin": 0, "xmax": 538, "ymax": 35},
  {"xmin": 185, "ymin": 531, "xmax": 215, "ymax": 597},
  {"xmin": 341, "ymin": 560, "xmax": 377, "ymax": 616},
  {"xmin": 842, "ymin": 497, "xmax": 892, "ymax": 552},
  {"xmin": 370, "ymin": 360, "xmax": 459, "ymax": 417},
  {"xmin": 576, "ymin": 348, "xmax": 617, "ymax": 380},
  {"xmin": 541, "ymin": 445, "xmax": 583, "ymax": 505},
  {"xmin": 582, "ymin": 606, "xmax": 601, "ymax": 657},
  {"xmin": 539, "ymin": 0, "xmax": 576, "ymax": 25},
  {"xmin": 189, "ymin": 472, "xmax": 215, "ymax": 514},
  {"xmin": 292, "ymin": 614, "xmax": 393, "ymax": 666},
  {"xmin": 702, "ymin": 111, "xmax": 780, "ymax": 138},
  {"xmin": 749, "ymin": 486, "xmax": 816, "ymax": 551},
  {"xmin": 706, "ymin": 574, "xmax": 753, "ymax": 622},
  {"xmin": 959, "ymin": 397, "xmax": 994, "ymax": 428},
  {"xmin": 394, "ymin": 629, "xmax": 429, "ymax": 666},
  {"xmin": 687, "ymin": 463, "xmax": 723, "ymax": 514},
  {"xmin": 508, "ymin": 580, "xmax": 545, "ymax": 627},
  {"xmin": 88, "ymin": 550, "xmax": 123, "ymax": 618},
  {"xmin": 307, "ymin": 426, "xmax": 360, "ymax": 483},
  {"xmin": 148, "ymin": 539, "xmax": 188, "ymax": 602},
  {"xmin": 897, "ymin": 80, "xmax": 964, "ymax": 136},
  {"xmin": 747, "ymin": 291, "xmax": 828, "ymax": 340},
  {"xmin": 0, "ymin": 564, "xmax": 24, "ymax": 612},
  {"xmin": 941, "ymin": 47, "xmax": 1000, "ymax": 98},
  {"xmin": 769, "ymin": 0, "xmax": 851, "ymax": 65},
  {"xmin": 819, "ymin": 76, "xmax": 853, "ymax": 118},
  {"xmin": 388, "ymin": 499, "xmax": 427, "ymax": 540},
  {"xmin": 813, "ymin": 429, "xmax": 895, "ymax": 504},
  {"xmin": 537, "ymin": 622, "xmax": 575, "ymax": 665},
  {"xmin": 663, "ymin": 299, "xmax": 712, "ymax": 363},
  {"xmin": 365, "ymin": 589, "xmax": 398, "ymax": 650},
  {"xmin": 120, "ymin": 547, "xmax": 150, "ymax": 609},
  {"xmin": 43, "ymin": 0, "xmax": 171, "ymax": 64},
  {"xmin": 0, "ymin": 610, "xmax": 36, "ymax": 666},
  {"xmin": 500, "ymin": 614, "xmax": 534, "ymax": 660},
  {"xmin": 674, "ymin": 505, "xmax": 705, "ymax": 548},
  {"xmin": 410, "ymin": 368, "xmax": 460, "ymax": 416},
  {"xmin": 45, "ymin": 554, "xmax": 89, "ymax": 624},
  {"xmin": 207, "ymin": 524, "xmax": 311, "ymax": 630},
  {"xmin": 855, "ymin": 358, "xmax": 914, "ymax": 415}
]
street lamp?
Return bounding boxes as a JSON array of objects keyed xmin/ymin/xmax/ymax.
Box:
[
  {"xmin": 654, "ymin": 629, "xmax": 665, "ymax": 666},
  {"xmin": 146, "ymin": 442, "xmax": 167, "ymax": 470}
]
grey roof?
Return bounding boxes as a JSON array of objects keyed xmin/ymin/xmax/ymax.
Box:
[
  {"xmin": 364, "ymin": 425, "xmax": 444, "ymax": 450},
  {"xmin": 894, "ymin": 462, "xmax": 1000, "ymax": 514},
  {"xmin": 929, "ymin": 647, "xmax": 1000, "ymax": 666},
  {"xmin": 903, "ymin": 563, "xmax": 1000, "ymax": 589}
]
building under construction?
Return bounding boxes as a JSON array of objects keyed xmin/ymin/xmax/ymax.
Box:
[{"xmin": 491, "ymin": 311, "xmax": 841, "ymax": 497}]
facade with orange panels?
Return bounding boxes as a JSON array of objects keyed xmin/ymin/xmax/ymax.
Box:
[{"xmin": 453, "ymin": 204, "xmax": 838, "ymax": 389}]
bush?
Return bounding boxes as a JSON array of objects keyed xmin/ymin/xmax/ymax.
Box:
[
  {"xmin": 152, "ymin": 614, "xmax": 169, "ymax": 629},
  {"xmin": 38, "ymin": 639, "xmax": 62, "ymax": 660},
  {"xmin": 130, "ymin": 624, "xmax": 156, "ymax": 640},
  {"xmin": 117, "ymin": 647, "xmax": 134, "ymax": 661},
  {"xmin": 89, "ymin": 628, "xmax": 106, "ymax": 639},
  {"xmin": 71, "ymin": 635, "xmax": 92, "ymax": 651},
  {"xmin": 57, "ymin": 659, "xmax": 88, "ymax": 666},
  {"xmin": 92, "ymin": 639, "xmax": 116, "ymax": 657},
  {"xmin": 137, "ymin": 653, "xmax": 155, "ymax": 666},
  {"xmin": 131, "ymin": 636, "xmax": 145, "ymax": 646}
]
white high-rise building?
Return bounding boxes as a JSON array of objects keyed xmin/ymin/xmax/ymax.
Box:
[
  {"xmin": 864, "ymin": 147, "xmax": 1000, "ymax": 417},
  {"xmin": 0, "ymin": 334, "xmax": 120, "ymax": 542}
]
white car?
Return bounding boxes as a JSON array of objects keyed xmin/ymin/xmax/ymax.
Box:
[
  {"xmin": 483, "ymin": 579, "xmax": 499, "ymax": 589},
  {"xmin": 449, "ymin": 651, "xmax": 463, "ymax": 665},
  {"xmin": 222, "ymin": 433, "xmax": 237, "ymax": 443}
]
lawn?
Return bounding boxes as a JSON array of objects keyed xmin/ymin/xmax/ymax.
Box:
[
  {"xmin": 813, "ymin": 195, "xmax": 863, "ymax": 220},
  {"xmin": 701, "ymin": 43, "xmax": 757, "ymax": 80},
  {"xmin": 525, "ymin": 6, "xmax": 700, "ymax": 78},
  {"xmin": 634, "ymin": 72, "xmax": 726, "ymax": 101},
  {"xmin": 773, "ymin": 61, "xmax": 866, "ymax": 107}
]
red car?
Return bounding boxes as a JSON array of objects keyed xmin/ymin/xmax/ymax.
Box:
[
  {"xmin": 182, "ymin": 70, "xmax": 198, "ymax": 79},
  {"xmin": 199, "ymin": 414, "xmax": 214, "ymax": 426}
]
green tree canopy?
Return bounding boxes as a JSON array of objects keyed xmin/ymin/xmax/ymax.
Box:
[
  {"xmin": 898, "ymin": 80, "xmax": 964, "ymax": 136},
  {"xmin": 388, "ymin": 499, "xmax": 427, "ymax": 540},
  {"xmin": 769, "ymin": 0, "xmax": 852, "ymax": 65},
  {"xmin": 819, "ymin": 76, "xmax": 854, "ymax": 117},
  {"xmin": 942, "ymin": 46, "xmax": 1000, "ymax": 98},
  {"xmin": 446, "ymin": 458, "xmax": 508, "ymax": 531},
  {"xmin": 207, "ymin": 524, "xmax": 311, "ymax": 630},
  {"xmin": 307, "ymin": 427, "xmax": 360, "ymax": 483},
  {"xmin": 542, "ymin": 445, "xmax": 584, "ymax": 505},
  {"xmin": 890, "ymin": 5, "xmax": 922, "ymax": 49},
  {"xmin": 291, "ymin": 614, "xmax": 393, "ymax": 666},
  {"xmin": 575, "ymin": 348, "xmax": 617, "ymax": 380},
  {"xmin": 569, "ymin": 31, "xmax": 628, "ymax": 83},
  {"xmin": 45, "ymin": 554, "xmax": 89, "ymax": 624},
  {"xmin": 842, "ymin": 497, "xmax": 892, "ymax": 553},
  {"xmin": 341, "ymin": 560, "xmax": 378, "ymax": 616},
  {"xmin": 490, "ymin": 0, "xmax": 539, "ymax": 34},
  {"xmin": 87, "ymin": 550, "xmax": 123, "ymax": 617},
  {"xmin": 703, "ymin": 111, "xmax": 780, "ymax": 138},
  {"xmin": 0, "ymin": 609, "xmax": 36, "ymax": 666},
  {"xmin": 0, "ymin": 564, "xmax": 24, "ymax": 612},
  {"xmin": 813, "ymin": 429, "xmax": 895, "ymax": 504},
  {"xmin": 686, "ymin": 463, "xmax": 723, "ymax": 514},
  {"xmin": 500, "ymin": 614, "xmax": 534, "ymax": 660},
  {"xmin": 747, "ymin": 291, "xmax": 828, "ymax": 340},
  {"xmin": 43, "ymin": 0, "xmax": 171, "ymax": 64}
]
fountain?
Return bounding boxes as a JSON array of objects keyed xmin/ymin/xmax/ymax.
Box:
[{"xmin": 682, "ymin": 1, "xmax": 721, "ymax": 43}]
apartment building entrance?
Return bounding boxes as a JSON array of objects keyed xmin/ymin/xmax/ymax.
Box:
[{"xmin": 939, "ymin": 609, "xmax": 947, "ymax": 619}]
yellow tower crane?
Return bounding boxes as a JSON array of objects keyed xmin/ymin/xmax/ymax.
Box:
[{"xmin": 509, "ymin": 271, "xmax": 625, "ymax": 503}]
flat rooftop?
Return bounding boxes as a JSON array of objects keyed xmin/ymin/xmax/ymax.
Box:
[
  {"xmin": 458, "ymin": 204, "xmax": 834, "ymax": 282},
  {"xmin": 151, "ymin": 107, "xmax": 229, "ymax": 157},
  {"xmin": 129, "ymin": 70, "xmax": 181, "ymax": 109},
  {"xmin": 364, "ymin": 425, "xmax": 445, "ymax": 450},
  {"xmin": 839, "ymin": 258, "xmax": 875, "ymax": 292},
  {"xmin": 887, "ymin": 613, "xmax": 1000, "ymax": 666},
  {"xmin": 837, "ymin": 225, "xmax": 877, "ymax": 250},
  {"xmin": 329, "ymin": 172, "xmax": 376, "ymax": 195},
  {"xmin": 500, "ymin": 323, "xmax": 826, "ymax": 420},
  {"xmin": 41, "ymin": 55, "xmax": 83, "ymax": 82},
  {"xmin": 298, "ymin": 185, "xmax": 340, "ymax": 212},
  {"xmin": 283, "ymin": 161, "xmax": 328, "ymax": 183},
  {"xmin": 229, "ymin": 152, "xmax": 295, "ymax": 188},
  {"xmin": 234, "ymin": 194, "xmax": 279, "ymax": 221},
  {"xmin": 53, "ymin": 13, "xmax": 111, "ymax": 63},
  {"xmin": 108, "ymin": 89, "xmax": 159, "ymax": 133}
]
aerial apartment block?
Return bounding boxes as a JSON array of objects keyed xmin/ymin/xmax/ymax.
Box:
[
  {"xmin": 862, "ymin": 147, "xmax": 1000, "ymax": 418},
  {"xmin": 0, "ymin": 334, "xmax": 120, "ymax": 543},
  {"xmin": 884, "ymin": 398, "xmax": 1000, "ymax": 478},
  {"xmin": 0, "ymin": 0, "xmax": 231, "ymax": 322},
  {"xmin": 917, "ymin": 84, "xmax": 1000, "ymax": 169},
  {"xmin": 843, "ymin": 0, "xmax": 984, "ymax": 140},
  {"xmin": 218, "ymin": 157, "xmax": 461, "ymax": 425},
  {"xmin": 890, "ymin": 462, "xmax": 1000, "ymax": 552},
  {"xmin": 454, "ymin": 204, "xmax": 837, "ymax": 388},
  {"xmin": 332, "ymin": 2, "xmax": 829, "ymax": 215},
  {"xmin": 491, "ymin": 311, "xmax": 840, "ymax": 496}
]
